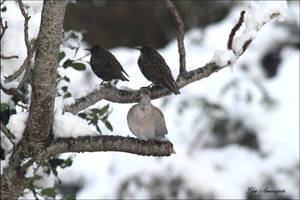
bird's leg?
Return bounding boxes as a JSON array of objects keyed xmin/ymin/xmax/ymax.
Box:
[
  {"xmin": 113, "ymin": 79, "xmax": 119, "ymax": 86},
  {"xmin": 151, "ymin": 84, "xmax": 163, "ymax": 89},
  {"xmin": 100, "ymin": 81, "xmax": 112, "ymax": 87},
  {"xmin": 147, "ymin": 83, "xmax": 155, "ymax": 88}
]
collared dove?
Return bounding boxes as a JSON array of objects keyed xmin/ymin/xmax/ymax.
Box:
[{"xmin": 127, "ymin": 88, "xmax": 168, "ymax": 141}]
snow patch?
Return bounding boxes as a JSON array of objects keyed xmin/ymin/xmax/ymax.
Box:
[{"xmin": 53, "ymin": 111, "xmax": 97, "ymax": 138}]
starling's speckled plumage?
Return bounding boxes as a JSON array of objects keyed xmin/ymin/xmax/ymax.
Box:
[
  {"xmin": 127, "ymin": 88, "xmax": 168, "ymax": 141},
  {"xmin": 135, "ymin": 44, "xmax": 180, "ymax": 95},
  {"xmin": 87, "ymin": 44, "xmax": 129, "ymax": 83}
]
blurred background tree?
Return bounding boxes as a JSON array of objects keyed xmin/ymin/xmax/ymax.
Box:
[{"xmin": 63, "ymin": 1, "xmax": 233, "ymax": 48}]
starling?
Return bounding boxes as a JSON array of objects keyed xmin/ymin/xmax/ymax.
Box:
[
  {"xmin": 135, "ymin": 44, "xmax": 180, "ymax": 95},
  {"xmin": 127, "ymin": 88, "xmax": 168, "ymax": 141},
  {"xmin": 86, "ymin": 44, "xmax": 129, "ymax": 84}
]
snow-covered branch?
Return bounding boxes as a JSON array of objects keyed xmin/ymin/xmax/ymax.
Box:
[{"xmin": 47, "ymin": 136, "xmax": 174, "ymax": 157}]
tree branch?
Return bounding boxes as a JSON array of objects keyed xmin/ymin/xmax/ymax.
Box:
[
  {"xmin": 47, "ymin": 136, "xmax": 174, "ymax": 157},
  {"xmin": 4, "ymin": 0, "xmax": 33, "ymax": 88},
  {"xmin": 0, "ymin": 122, "xmax": 16, "ymax": 145},
  {"xmin": 65, "ymin": 62, "xmax": 220, "ymax": 114},
  {"xmin": 228, "ymin": 10, "xmax": 245, "ymax": 50},
  {"xmin": 0, "ymin": 17, "xmax": 8, "ymax": 41},
  {"xmin": 24, "ymin": 1, "xmax": 67, "ymax": 143},
  {"xmin": 1, "ymin": 55, "xmax": 19, "ymax": 59},
  {"xmin": 0, "ymin": 82, "xmax": 28, "ymax": 104},
  {"xmin": 165, "ymin": 0, "xmax": 186, "ymax": 73},
  {"xmin": 1, "ymin": 1, "xmax": 67, "ymax": 199}
]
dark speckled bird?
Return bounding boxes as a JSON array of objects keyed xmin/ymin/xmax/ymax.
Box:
[
  {"xmin": 86, "ymin": 44, "xmax": 129, "ymax": 84},
  {"xmin": 135, "ymin": 44, "xmax": 180, "ymax": 95}
]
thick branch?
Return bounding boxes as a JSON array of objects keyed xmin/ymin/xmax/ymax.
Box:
[
  {"xmin": 1, "ymin": 2, "xmax": 67, "ymax": 199},
  {"xmin": 165, "ymin": 0, "xmax": 186, "ymax": 73},
  {"xmin": 24, "ymin": 1, "xmax": 67, "ymax": 142},
  {"xmin": 47, "ymin": 136, "xmax": 174, "ymax": 157}
]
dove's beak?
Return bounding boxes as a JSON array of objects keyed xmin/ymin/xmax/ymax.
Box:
[{"xmin": 84, "ymin": 48, "xmax": 91, "ymax": 51}]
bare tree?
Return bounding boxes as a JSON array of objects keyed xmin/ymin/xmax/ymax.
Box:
[{"xmin": 0, "ymin": 0, "xmax": 282, "ymax": 199}]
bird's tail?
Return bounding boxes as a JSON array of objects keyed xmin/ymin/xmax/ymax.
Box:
[
  {"xmin": 165, "ymin": 78, "xmax": 180, "ymax": 95},
  {"xmin": 120, "ymin": 73, "xmax": 129, "ymax": 81},
  {"xmin": 122, "ymin": 68, "xmax": 130, "ymax": 78}
]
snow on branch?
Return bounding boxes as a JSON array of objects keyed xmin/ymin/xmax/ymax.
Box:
[
  {"xmin": 211, "ymin": 2, "xmax": 286, "ymax": 67},
  {"xmin": 47, "ymin": 135, "xmax": 174, "ymax": 157}
]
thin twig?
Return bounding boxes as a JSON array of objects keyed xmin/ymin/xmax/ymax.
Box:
[
  {"xmin": 0, "ymin": 83, "xmax": 28, "ymax": 104},
  {"xmin": 0, "ymin": 17, "xmax": 8, "ymax": 40},
  {"xmin": 1, "ymin": 55, "xmax": 19, "ymax": 59},
  {"xmin": 227, "ymin": 10, "xmax": 245, "ymax": 50},
  {"xmin": 165, "ymin": 0, "xmax": 186, "ymax": 73},
  {"xmin": 1, "ymin": 122, "xmax": 16, "ymax": 145},
  {"xmin": 4, "ymin": 0, "xmax": 33, "ymax": 87}
]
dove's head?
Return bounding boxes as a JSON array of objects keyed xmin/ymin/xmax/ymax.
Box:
[{"xmin": 139, "ymin": 87, "xmax": 151, "ymax": 109}]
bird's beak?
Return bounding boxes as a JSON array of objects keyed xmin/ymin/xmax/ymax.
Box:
[
  {"xmin": 134, "ymin": 46, "xmax": 142, "ymax": 51},
  {"xmin": 84, "ymin": 48, "xmax": 91, "ymax": 51}
]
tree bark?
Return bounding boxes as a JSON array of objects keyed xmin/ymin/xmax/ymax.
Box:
[
  {"xmin": 24, "ymin": 0, "xmax": 66, "ymax": 143},
  {"xmin": 1, "ymin": 1, "xmax": 67, "ymax": 199},
  {"xmin": 47, "ymin": 136, "xmax": 174, "ymax": 157}
]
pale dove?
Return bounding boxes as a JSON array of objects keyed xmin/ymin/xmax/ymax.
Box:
[{"xmin": 127, "ymin": 88, "xmax": 168, "ymax": 141}]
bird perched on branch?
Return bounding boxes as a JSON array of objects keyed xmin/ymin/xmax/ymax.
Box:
[
  {"xmin": 127, "ymin": 88, "xmax": 168, "ymax": 141},
  {"xmin": 135, "ymin": 44, "xmax": 180, "ymax": 95},
  {"xmin": 86, "ymin": 44, "xmax": 129, "ymax": 84}
]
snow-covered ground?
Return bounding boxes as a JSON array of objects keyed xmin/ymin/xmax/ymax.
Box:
[{"xmin": 1, "ymin": 1, "xmax": 299, "ymax": 199}]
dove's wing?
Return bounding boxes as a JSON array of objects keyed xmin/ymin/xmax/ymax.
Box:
[{"xmin": 152, "ymin": 105, "xmax": 168, "ymax": 137}]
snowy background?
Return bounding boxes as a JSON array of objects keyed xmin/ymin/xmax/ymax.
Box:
[{"xmin": 1, "ymin": 1, "xmax": 299, "ymax": 199}]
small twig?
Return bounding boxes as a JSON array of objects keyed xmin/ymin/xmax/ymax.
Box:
[
  {"xmin": 16, "ymin": 103, "xmax": 28, "ymax": 110},
  {"xmin": 227, "ymin": 10, "xmax": 245, "ymax": 50},
  {"xmin": 5, "ymin": 0, "xmax": 33, "ymax": 87},
  {"xmin": 1, "ymin": 55, "xmax": 19, "ymax": 59},
  {"xmin": 1, "ymin": 122, "xmax": 16, "ymax": 145},
  {"xmin": 165, "ymin": 0, "xmax": 186, "ymax": 74},
  {"xmin": 0, "ymin": 17, "xmax": 8, "ymax": 41},
  {"xmin": 72, "ymin": 53, "xmax": 90, "ymax": 62},
  {"xmin": 0, "ymin": 83, "xmax": 28, "ymax": 104}
]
